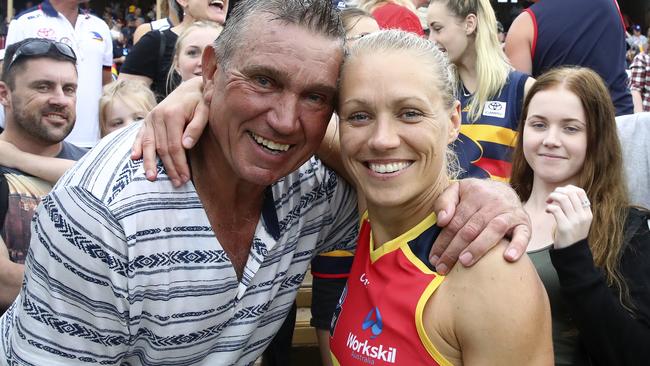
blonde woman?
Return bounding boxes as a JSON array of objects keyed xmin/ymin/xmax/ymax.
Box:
[
  {"xmin": 358, "ymin": 0, "xmax": 427, "ymax": 36},
  {"xmin": 427, "ymin": 0, "xmax": 534, "ymax": 181},
  {"xmin": 166, "ymin": 21, "xmax": 223, "ymax": 90},
  {"xmin": 329, "ymin": 29, "xmax": 552, "ymax": 365}
]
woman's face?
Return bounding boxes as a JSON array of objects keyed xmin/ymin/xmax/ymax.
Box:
[
  {"xmin": 176, "ymin": 27, "xmax": 222, "ymax": 81},
  {"xmin": 346, "ymin": 16, "xmax": 380, "ymax": 44},
  {"xmin": 103, "ymin": 97, "xmax": 148, "ymax": 136},
  {"xmin": 523, "ymin": 87, "xmax": 588, "ymax": 186},
  {"xmin": 426, "ymin": 2, "xmax": 472, "ymax": 64},
  {"xmin": 337, "ymin": 51, "xmax": 460, "ymax": 210},
  {"xmin": 183, "ymin": 0, "xmax": 228, "ymax": 24}
]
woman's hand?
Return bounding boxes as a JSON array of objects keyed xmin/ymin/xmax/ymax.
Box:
[
  {"xmin": 545, "ymin": 185, "xmax": 593, "ymax": 249},
  {"xmin": 131, "ymin": 76, "xmax": 209, "ymax": 186}
]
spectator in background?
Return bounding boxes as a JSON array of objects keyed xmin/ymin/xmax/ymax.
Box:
[
  {"xmin": 358, "ymin": 0, "xmax": 428, "ymax": 36},
  {"xmin": 166, "ymin": 21, "xmax": 223, "ymax": 88},
  {"xmin": 510, "ymin": 66, "xmax": 650, "ymax": 365},
  {"xmin": 5, "ymin": 0, "xmax": 113, "ymax": 147},
  {"xmin": 111, "ymin": 30, "xmax": 128, "ymax": 71},
  {"xmin": 505, "ymin": 0, "xmax": 633, "ymax": 116},
  {"xmin": 630, "ymin": 38, "xmax": 650, "ymax": 112},
  {"xmin": 133, "ymin": 0, "xmax": 183, "ymax": 44},
  {"xmin": 122, "ymin": 14, "xmax": 138, "ymax": 49},
  {"xmin": 496, "ymin": 20, "xmax": 505, "ymax": 44},
  {"xmin": 627, "ymin": 24, "xmax": 648, "ymax": 52},
  {"xmin": 0, "ymin": 39, "xmax": 86, "ymax": 313},
  {"xmin": 427, "ymin": 0, "xmax": 534, "ymax": 181},
  {"xmin": 99, "ymin": 79, "xmax": 157, "ymax": 137},
  {"xmin": 119, "ymin": 0, "xmax": 228, "ymax": 101}
]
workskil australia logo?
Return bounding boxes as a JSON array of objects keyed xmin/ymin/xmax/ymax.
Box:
[{"xmin": 346, "ymin": 307, "xmax": 397, "ymax": 364}]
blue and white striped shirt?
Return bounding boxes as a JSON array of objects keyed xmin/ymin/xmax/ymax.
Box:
[{"xmin": 0, "ymin": 123, "xmax": 359, "ymax": 365}]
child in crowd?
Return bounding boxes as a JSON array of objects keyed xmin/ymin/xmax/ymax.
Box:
[{"xmin": 99, "ymin": 79, "xmax": 157, "ymax": 137}]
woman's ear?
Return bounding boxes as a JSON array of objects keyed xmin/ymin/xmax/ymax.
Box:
[
  {"xmin": 448, "ymin": 100, "xmax": 461, "ymax": 144},
  {"xmin": 464, "ymin": 13, "xmax": 478, "ymax": 36}
]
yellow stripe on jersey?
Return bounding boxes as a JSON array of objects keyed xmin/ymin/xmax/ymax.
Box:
[
  {"xmin": 318, "ymin": 250, "xmax": 354, "ymax": 257},
  {"xmin": 459, "ymin": 124, "xmax": 518, "ymax": 147},
  {"xmin": 415, "ymin": 277, "xmax": 453, "ymax": 366},
  {"xmin": 369, "ymin": 212, "xmax": 437, "ymax": 263}
]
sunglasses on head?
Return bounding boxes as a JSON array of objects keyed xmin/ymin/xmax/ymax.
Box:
[{"xmin": 8, "ymin": 38, "xmax": 77, "ymax": 71}]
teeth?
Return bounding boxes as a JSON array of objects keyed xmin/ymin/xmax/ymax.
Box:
[
  {"xmin": 368, "ymin": 161, "xmax": 411, "ymax": 174},
  {"xmin": 250, "ymin": 132, "xmax": 290, "ymax": 152},
  {"xmin": 44, "ymin": 114, "xmax": 65, "ymax": 121}
]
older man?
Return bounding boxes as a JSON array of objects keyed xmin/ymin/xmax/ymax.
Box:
[{"xmin": 1, "ymin": 1, "xmax": 529, "ymax": 365}]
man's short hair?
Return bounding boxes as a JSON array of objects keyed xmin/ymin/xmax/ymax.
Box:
[
  {"xmin": 214, "ymin": 0, "xmax": 345, "ymax": 69},
  {"xmin": 2, "ymin": 38, "xmax": 78, "ymax": 89}
]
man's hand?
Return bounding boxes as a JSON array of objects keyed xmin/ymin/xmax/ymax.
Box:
[
  {"xmin": 430, "ymin": 179, "xmax": 531, "ymax": 275},
  {"xmin": 131, "ymin": 76, "xmax": 209, "ymax": 187}
]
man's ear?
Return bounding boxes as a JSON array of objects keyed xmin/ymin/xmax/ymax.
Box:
[
  {"xmin": 0, "ymin": 82, "xmax": 11, "ymax": 109},
  {"xmin": 201, "ymin": 45, "xmax": 218, "ymax": 105},
  {"xmin": 447, "ymin": 100, "xmax": 461, "ymax": 144}
]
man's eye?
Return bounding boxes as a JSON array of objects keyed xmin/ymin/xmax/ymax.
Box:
[
  {"xmin": 254, "ymin": 76, "xmax": 272, "ymax": 87},
  {"xmin": 306, "ymin": 93, "xmax": 326, "ymax": 104}
]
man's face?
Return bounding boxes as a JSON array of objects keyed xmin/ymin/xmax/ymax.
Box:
[
  {"xmin": 7, "ymin": 58, "xmax": 77, "ymax": 144},
  {"xmin": 202, "ymin": 17, "xmax": 343, "ymax": 186}
]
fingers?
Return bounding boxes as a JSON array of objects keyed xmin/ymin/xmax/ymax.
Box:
[
  {"xmin": 131, "ymin": 124, "xmax": 144, "ymax": 160},
  {"xmin": 141, "ymin": 116, "xmax": 160, "ymax": 181},
  {"xmin": 430, "ymin": 200, "xmax": 485, "ymax": 274},
  {"xmin": 182, "ymin": 101, "xmax": 210, "ymax": 150},
  {"xmin": 504, "ymin": 223, "xmax": 530, "ymax": 261},
  {"xmin": 429, "ymin": 178, "xmax": 531, "ymax": 273},
  {"xmin": 546, "ymin": 185, "xmax": 593, "ymax": 248}
]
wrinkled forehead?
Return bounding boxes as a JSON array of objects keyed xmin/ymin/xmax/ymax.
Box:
[{"xmin": 233, "ymin": 18, "xmax": 343, "ymax": 81}]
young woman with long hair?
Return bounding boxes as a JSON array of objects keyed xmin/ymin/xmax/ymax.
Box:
[
  {"xmin": 510, "ymin": 66, "xmax": 650, "ymax": 365},
  {"xmin": 427, "ymin": 0, "xmax": 534, "ymax": 181}
]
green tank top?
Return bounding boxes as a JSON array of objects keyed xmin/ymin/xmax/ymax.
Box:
[{"xmin": 528, "ymin": 246, "xmax": 589, "ymax": 366}]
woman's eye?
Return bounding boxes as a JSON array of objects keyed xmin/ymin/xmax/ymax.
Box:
[
  {"xmin": 400, "ymin": 109, "xmax": 423, "ymax": 121},
  {"xmin": 346, "ymin": 113, "xmax": 370, "ymax": 123}
]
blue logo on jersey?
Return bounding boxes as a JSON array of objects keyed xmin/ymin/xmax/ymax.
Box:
[
  {"xmin": 362, "ymin": 307, "xmax": 383, "ymax": 339},
  {"xmin": 90, "ymin": 31, "xmax": 103, "ymax": 42}
]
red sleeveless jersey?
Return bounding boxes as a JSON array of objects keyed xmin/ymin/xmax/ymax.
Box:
[{"xmin": 329, "ymin": 213, "xmax": 451, "ymax": 366}]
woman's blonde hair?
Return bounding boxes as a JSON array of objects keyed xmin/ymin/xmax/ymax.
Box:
[
  {"xmin": 430, "ymin": 0, "xmax": 511, "ymax": 122},
  {"xmin": 98, "ymin": 79, "xmax": 157, "ymax": 137},
  {"xmin": 511, "ymin": 66, "xmax": 634, "ymax": 312},
  {"xmin": 166, "ymin": 21, "xmax": 223, "ymax": 91},
  {"xmin": 358, "ymin": 0, "xmax": 417, "ymax": 13}
]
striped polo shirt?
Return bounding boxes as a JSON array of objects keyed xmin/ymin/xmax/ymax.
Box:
[{"xmin": 0, "ymin": 122, "xmax": 359, "ymax": 365}]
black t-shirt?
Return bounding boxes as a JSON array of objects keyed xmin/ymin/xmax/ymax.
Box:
[{"xmin": 120, "ymin": 29, "xmax": 181, "ymax": 101}]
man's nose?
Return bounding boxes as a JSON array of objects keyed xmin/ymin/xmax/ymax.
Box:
[{"xmin": 268, "ymin": 92, "xmax": 300, "ymax": 135}]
